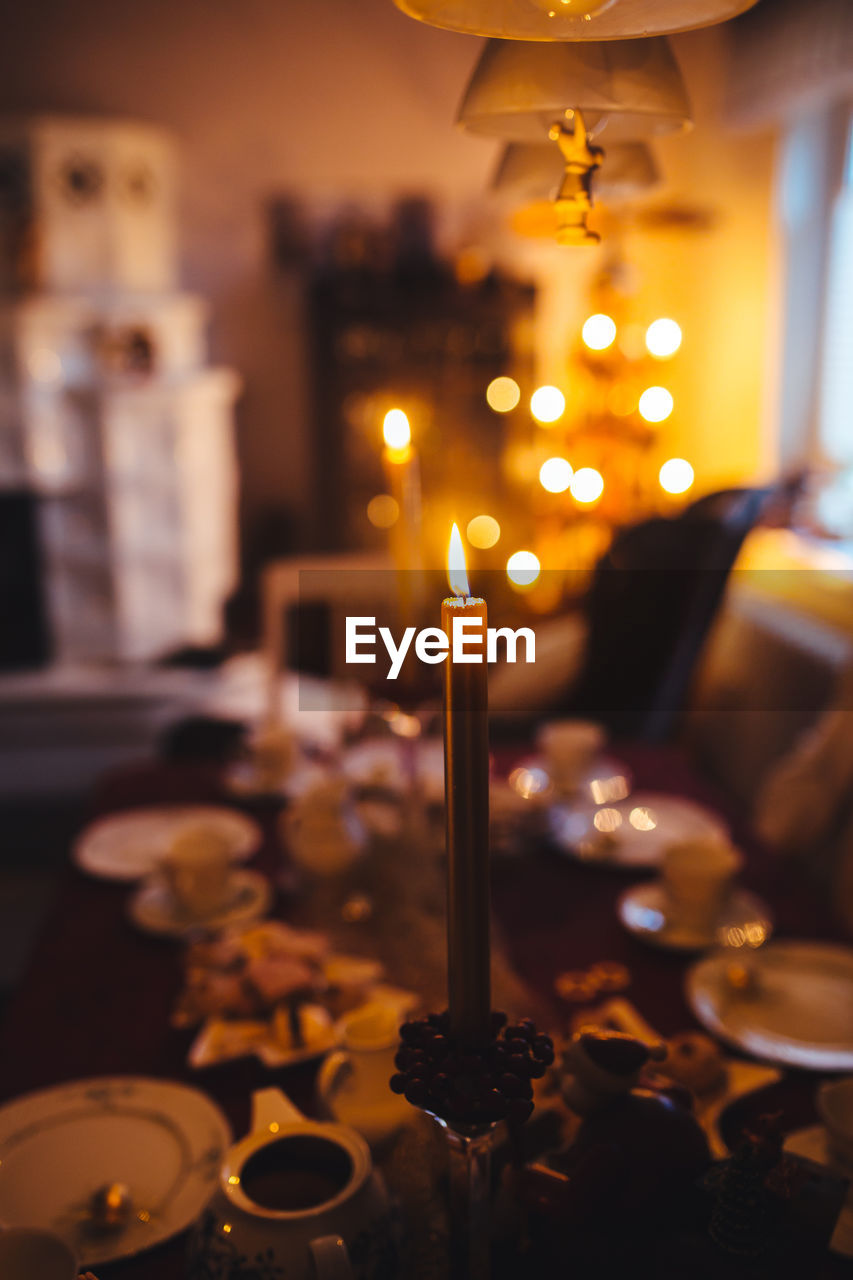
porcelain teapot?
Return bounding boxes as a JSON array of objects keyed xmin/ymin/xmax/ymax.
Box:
[{"xmin": 190, "ymin": 1088, "xmax": 393, "ymax": 1280}]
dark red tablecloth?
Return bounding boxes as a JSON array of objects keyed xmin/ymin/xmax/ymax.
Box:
[{"xmin": 0, "ymin": 744, "xmax": 848, "ymax": 1278}]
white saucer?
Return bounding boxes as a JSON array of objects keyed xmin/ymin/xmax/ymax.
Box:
[
  {"xmin": 74, "ymin": 806, "xmax": 262, "ymax": 882},
  {"xmin": 513, "ymin": 754, "xmax": 633, "ymax": 808},
  {"xmin": 618, "ymin": 882, "xmax": 773, "ymax": 951},
  {"xmin": 687, "ymin": 941, "xmax": 853, "ymax": 1071},
  {"xmin": 549, "ymin": 790, "xmax": 729, "ymax": 869},
  {"xmin": 340, "ymin": 738, "xmax": 445, "ymax": 802},
  {"xmin": 0, "ymin": 1076, "xmax": 230, "ymax": 1267},
  {"xmin": 129, "ymin": 870, "xmax": 272, "ymax": 937}
]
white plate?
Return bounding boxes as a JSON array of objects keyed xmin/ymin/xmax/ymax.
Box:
[
  {"xmin": 618, "ymin": 882, "xmax": 773, "ymax": 952},
  {"xmin": 73, "ymin": 806, "xmax": 262, "ymax": 882},
  {"xmin": 340, "ymin": 738, "xmax": 445, "ymax": 802},
  {"xmin": 0, "ymin": 1076, "xmax": 230, "ymax": 1267},
  {"xmin": 687, "ymin": 941, "xmax": 853, "ymax": 1071},
  {"xmin": 188, "ymin": 1004, "xmax": 338, "ymax": 1070},
  {"xmin": 549, "ymin": 790, "xmax": 729, "ymax": 869},
  {"xmin": 129, "ymin": 869, "xmax": 272, "ymax": 937}
]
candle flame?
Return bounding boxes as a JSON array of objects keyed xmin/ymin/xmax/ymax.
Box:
[
  {"xmin": 447, "ymin": 523, "xmax": 470, "ymax": 598},
  {"xmin": 382, "ymin": 408, "xmax": 411, "ymax": 451}
]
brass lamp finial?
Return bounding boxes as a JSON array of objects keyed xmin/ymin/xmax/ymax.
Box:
[{"xmin": 549, "ymin": 110, "xmax": 603, "ymax": 247}]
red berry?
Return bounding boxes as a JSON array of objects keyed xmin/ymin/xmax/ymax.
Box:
[
  {"xmin": 507, "ymin": 1097, "xmax": 534, "ymax": 1123},
  {"xmin": 499, "ymin": 1072, "xmax": 525, "ymax": 1097},
  {"xmin": 405, "ymin": 1080, "xmax": 428, "ymax": 1106},
  {"xmin": 390, "ymin": 1073, "xmax": 407, "ymax": 1094},
  {"xmin": 485, "ymin": 1089, "xmax": 508, "ymax": 1118}
]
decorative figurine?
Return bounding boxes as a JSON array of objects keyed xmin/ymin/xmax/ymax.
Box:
[{"xmin": 518, "ymin": 1029, "xmax": 711, "ymax": 1226}]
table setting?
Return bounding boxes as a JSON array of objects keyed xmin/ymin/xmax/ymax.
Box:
[{"xmin": 0, "ymin": 526, "xmax": 851, "ymax": 1280}]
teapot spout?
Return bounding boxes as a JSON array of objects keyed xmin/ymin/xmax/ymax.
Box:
[{"xmin": 251, "ymin": 1086, "xmax": 307, "ymax": 1134}]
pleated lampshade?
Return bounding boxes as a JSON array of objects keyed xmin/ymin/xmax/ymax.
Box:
[
  {"xmin": 492, "ymin": 139, "xmax": 660, "ymax": 201},
  {"xmin": 457, "ymin": 37, "xmax": 692, "ymax": 142},
  {"xmin": 393, "ymin": 0, "xmax": 758, "ymax": 42}
]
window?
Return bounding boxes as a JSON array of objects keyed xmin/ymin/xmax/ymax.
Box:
[{"xmin": 776, "ymin": 102, "xmax": 853, "ymax": 536}]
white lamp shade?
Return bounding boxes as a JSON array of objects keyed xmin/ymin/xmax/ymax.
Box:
[
  {"xmin": 458, "ymin": 38, "xmax": 691, "ymax": 143},
  {"xmin": 492, "ymin": 139, "xmax": 660, "ymax": 201},
  {"xmin": 393, "ymin": 0, "xmax": 758, "ymax": 42}
]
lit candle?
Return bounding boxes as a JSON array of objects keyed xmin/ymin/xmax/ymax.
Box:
[
  {"xmin": 382, "ymin": 409, "xmax": 424, "ymax": 635},
  {"xmin": 442, "ymin": 523, "xmax": 491, "ymax": 1047}
]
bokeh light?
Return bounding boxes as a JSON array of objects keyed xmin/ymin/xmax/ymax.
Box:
[
  {"xmin": 539, "ymin": 457, "xmax": 573, "ymax": 493},
  {"xmin": 530, "ymin": 385, "xmax": 565, "ymax": 424},
  {"xmin": 382, "ymin": 408, "xmax": 411, "ymax": 449},
  {"xmin": 645, "ymin": 318, "xmax": 682, "ymax": 359},
  {"xmin": 506, "ymin": 550, "xmax": 541, "ymax": 586},
  {"xmin": 467, "ymin": 514, "xmax": 501, "ymax": 549},
  {"xmin": 638, "ymin": 386, "xmax": 674, "ymax": 423},
  {"xmin": 486, "ymin": 376, "xmax": 521, "ymax": 413},
  {"xmin": 367, "ymin": 494, "xmax": 399, "ymax": 528},
  {"xmin": 659, "ymin": 458, "xmax": 695, "ymax": 494},
  {"xmin": 582, "ymin": 313, "xmax": 617, "ymax": 351},
  {"xmin": 570, "ymin": 467, "xmax": 604, "ymax": 504}
]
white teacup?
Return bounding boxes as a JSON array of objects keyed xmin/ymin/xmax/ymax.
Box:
[
  {"xmin": 0, "ymin": 1229, "xmax": 78, "ymax": 1280},
  {"xmin": 536, "ymin": 719, "xmax": 605, "ymax": 793},
  {"xmin": 160, "ymin": 825, "xmax": 232, "ymax": 917},
  {"xmin": 317, "ymin": 1003, "xmax": 411, "ymax": 1147},
  {"xmin": 662, "ymin": 838, "xmax": 743, "ymax": 935}
]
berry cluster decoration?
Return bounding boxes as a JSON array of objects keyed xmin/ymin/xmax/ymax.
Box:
[{"xmin": 389, "ymin": 1010, "xmax": 555, "ymax": 1127}]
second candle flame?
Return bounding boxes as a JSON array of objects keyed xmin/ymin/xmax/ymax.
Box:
[{"xmin": 447, "ymin": 522, "xmax": 470, "ymax": 599}]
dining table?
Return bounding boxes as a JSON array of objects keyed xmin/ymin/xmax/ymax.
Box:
[{"xmin": 0, "ymin": 736, "xmax": 849, "ymax": 1279}]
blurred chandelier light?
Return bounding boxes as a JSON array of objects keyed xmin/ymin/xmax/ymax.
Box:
[
  {"xmin": 582, "ymin": 313, "xmax": 617, "ymax": 350},
  {"xmin": 458, "ymin": 39, "xmax": 692, "ymax": 144},
  {"xmin": 393, "ymin": 0, "xmax": 758, "ymax": 41},
  {"xmin": 492, "ymin": 139, "xmax": 660, "ymax": 203},
  {"xmin": 459, "ymin": 38, "xmax": 690, "ymax": 244},
  {"xmin": 530, "ymin": 384, "xmax": 566, "ymax": 422}
]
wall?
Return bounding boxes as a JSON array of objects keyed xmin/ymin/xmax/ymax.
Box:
[{"xmin": 0, "ymin": 1, "xmax": 780, "ymax": 553}]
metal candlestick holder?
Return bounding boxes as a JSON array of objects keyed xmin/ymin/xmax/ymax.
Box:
[{"xmin": 390, "ymin": 1011, "xmax": 555, "ymax": 1279}]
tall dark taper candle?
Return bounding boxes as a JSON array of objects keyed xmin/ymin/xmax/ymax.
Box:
[{"xmin": 441, "ymin": 589, "xmax": 491, "ymax": 1047}]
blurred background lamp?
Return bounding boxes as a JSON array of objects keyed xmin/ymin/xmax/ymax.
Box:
[
  {"xmin": 645, "ymin": 317, "xmax": 682, "ymax": 358},
  {"xmin": 492, "ymin": 139, "xmax": 660, "ymax": 204},
  {"xmin": 506, "ymin": 550, "xmax": 541, "ymax": 586},
  {"xmin": 582, "ymin": 313, "xmax": 617, "ymax": 350},
  {"xmin": 539, "ymin": 456, "xmax": 573, "ymax": 492},
  {"xmin": 395, "ymin": 0, "xmax": 758, "ymax": 39},
  {"xmin": 659, "ymin": 457, "xmax": 694, "ymax": 494},
  {"xmin": 638, "ymin": 386, "xmax": 674, "ymax": 422},
  {"xmin": 570, "ymin": 467, "xmax": 604, "ymax": 503},
  {"xmin": 486, "ymin": 375, "xmax": 521, "ymax": 412},
  {"xmin": 530, "ymin": 385, "xmax": 566, "ymax": 423},
  {"xmin": 367, "ymin": 494, "xmax": 400, "ymax": 528},
  {"xmin": 382, "ymin": 407, "xmax": 411, "ymax": 449},
  {"xmin": 457, "ymin": 38, "xmax": 692, "ymax": 144},
  {"xmin": 467, "ymin": 514, "xmax": 502, "ymax": 548}
]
